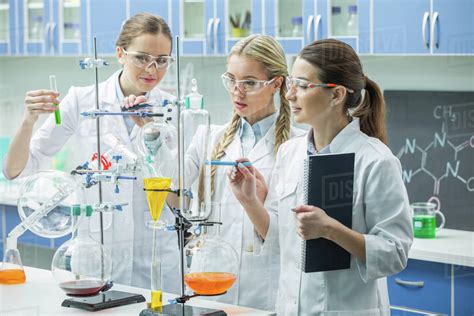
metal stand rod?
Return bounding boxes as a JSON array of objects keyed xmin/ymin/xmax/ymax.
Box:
[
  {"xmin": 175, "ymin": 34, "xmax": 186, "ymax": 301},
  {"xmin": 92, "ymin": 37, "xmax": 104, "ymax": 245}
]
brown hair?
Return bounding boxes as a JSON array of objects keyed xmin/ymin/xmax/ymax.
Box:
[
  {"xmin": 299, "ymin": 39, "xmax": 387, "ymax": 144},
  {"xmin": 198, "ymin": 34, "xmax": 292, "ymax": 201},
  {"xmin": 116, "ymin": 13, "xmax": 172, "ymax": 50}
]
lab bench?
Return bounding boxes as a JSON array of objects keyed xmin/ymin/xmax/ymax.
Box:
[
  {"xmin": 0, "ymin": 266, "xmax": 273, "ymax": 315},
  {"xmin": 1, "ymin": 181, "xmax": 473, "ymax": 315}
]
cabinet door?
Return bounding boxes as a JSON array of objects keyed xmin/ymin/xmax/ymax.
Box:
[
  {"xmin": 268, "ymin": 0, "xmax": 303, "ymax": 54},
  {"xmin": 373, "ymin": 0, "xmax": 430, "ymax": 54},
  {"xmin": 432, "ymin": 0, "xmax": 474, "ymax": 54},
  {"xmin": 328, "ymin": 0, "xmax": 364, "ymax": 53},
  {"xmin": 387, "ymin": 259, "xmax": 451, "ymax": 314},
  {"xmin": 174, "ymin": 0, "xmax": 207, "ymax": 55},
  {"xmin": 89, "ymin": 0, "xmax": 127, "ymax": 55},
  {"xmin": 454, "ymin": 265, "xmax": 474, "ymax": 315},
  {"xmin": 0, "ymin": 0, "xmax": 12, "ymax": 54},
  {"xmin": 225, "ymin": 0, "xmax": 259, "ymax": 54},
  {"xmin": 21, "ymin": 0, "xmax": 49, "ymax": 55},
  {"xmin": 55, "ymin": 0, "xmax": 82, "ymax": 55}
]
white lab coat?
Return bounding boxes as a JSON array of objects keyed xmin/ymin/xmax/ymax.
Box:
[
  {"xmin": 258, "ymin": 118, "xmax": 413, "ymax": 315},
  {"xmin": 17, "ymin": 71, "xmax": 180, "ymax": 293},
  {"xmin": 185, "ymin": 121, "xmax": 305, "ymax": 311}
]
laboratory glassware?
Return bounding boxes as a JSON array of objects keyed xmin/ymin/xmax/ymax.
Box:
[
  {"xmin": 1, "ymin": 170, "xmax": 85, "ymax": 284},
  {"xmin": 412, "ymin": 202, "xmax": 446, "ymax": 238},
  {"xmin": 51, "ymin": 204, "xmax": 112, "ymax": 296}
]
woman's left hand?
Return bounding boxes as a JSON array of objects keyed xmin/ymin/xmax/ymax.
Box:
[{"xmin": 293, "ymin": 205, "xmax": 338, "ymax": 240}]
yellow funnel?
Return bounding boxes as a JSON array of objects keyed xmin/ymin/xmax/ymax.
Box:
[{"xmin": 144, "ymin": 177, "xmax": 172, "ymax": 221}]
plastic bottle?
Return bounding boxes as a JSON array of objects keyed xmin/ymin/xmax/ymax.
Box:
[
  {"xmin": 331, "ymin": 6, "xmax": 342, "ymax": 36},
  {"xmin": 291, "ymin": 16, "xmax": 303, "ymax": 37},
  {"xmin": 347, "ymin": 5, "xmax": 358, "ymax": 36}
]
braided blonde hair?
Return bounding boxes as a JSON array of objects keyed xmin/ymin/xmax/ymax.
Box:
[{"xmin": 198, "ymin": 34, "xmax": 291, "ymax": 201}]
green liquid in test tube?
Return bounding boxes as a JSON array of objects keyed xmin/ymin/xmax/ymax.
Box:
[{"xmin": 49, "ymin": 75, "xmax": 61, "ymax": 125}]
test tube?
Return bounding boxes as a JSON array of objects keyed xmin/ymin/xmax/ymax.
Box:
[
  {"xmin": 49, "ymin": 75, "xmax": 61, "ymax": 125},
  {"xmin": 150, "ymin": 260, "xmax": 163, "ymax": 310}
]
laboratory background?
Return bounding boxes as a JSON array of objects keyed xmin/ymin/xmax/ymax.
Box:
[{"xmin": 0, "ymin": 0, "xmax": 473, "ymax": 315}]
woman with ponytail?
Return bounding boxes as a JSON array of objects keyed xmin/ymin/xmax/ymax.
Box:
[
  {"xmin": 229, "ymin": 39, "xmax": 413, "ymax": 315},
  {"xmin": 126, "ymin": 34, "xmax": 303, "ymax": 311}
]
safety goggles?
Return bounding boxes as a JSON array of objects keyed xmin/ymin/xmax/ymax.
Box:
[
  {"xmin": 286, "ymin": 76, "xmax": 354, "ymax": 93},
  {"xmin": 221, "ymin": 74, "xmax": 277, "ymax": 95},
  {"xmin": 122, "ymin": 48, "xmax": 174, "ymax": 70}
]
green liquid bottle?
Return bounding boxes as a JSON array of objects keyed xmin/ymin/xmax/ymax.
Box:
[{"xmin": 413, "ymin": 215, "xmax": 436, "ymax": 238}]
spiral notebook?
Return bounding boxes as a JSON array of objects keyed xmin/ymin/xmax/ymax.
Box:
[{"xmin": 301, "ymin": 152, "xmax": 355, "ymax": 273}]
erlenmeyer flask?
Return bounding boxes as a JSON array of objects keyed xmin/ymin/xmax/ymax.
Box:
[
  {"xmin": 0, "ymin": 244, "xmax": 25, "ymax": 284},
  {"xmin": 51, "ymin": 205, "xmax": 112, "ymax": 296}
]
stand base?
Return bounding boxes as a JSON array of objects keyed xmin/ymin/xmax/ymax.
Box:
[
  {"xmin": 139, "ymin": 304, "xmax": 226, "ymax": 316},
  {"xmin": 62, "ymin": 290, "xmax": 146, "ymax": 311}
]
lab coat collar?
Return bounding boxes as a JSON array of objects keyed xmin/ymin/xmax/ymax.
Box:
[
  {"xmin": 223, "ymin": 120, "xmax": 277, "ymax": 164},
  {"xmin": 328, "ymin": 117, "xmax": 362, "ymax": 153}
]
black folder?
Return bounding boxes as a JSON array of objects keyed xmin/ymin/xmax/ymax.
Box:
[{"xmin": 301, "ymin": 153, "xmax": 355, "ymax": 273}]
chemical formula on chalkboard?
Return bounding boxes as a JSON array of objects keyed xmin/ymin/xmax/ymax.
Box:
[{"xmin": 386, "ymin": 91, "xmax": 474, "ymax": 231}]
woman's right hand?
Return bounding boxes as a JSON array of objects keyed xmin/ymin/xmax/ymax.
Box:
[
  {"xmin": 227, "ymin": 158, "xmax": 267, "ymax": 206},
  {"xmin": 24, "ymin": 90, "xmax": 60, "ymax": 124},
  {"xmin": 122, "ymin": 94, "xmax": 152, "ymax": 127}
]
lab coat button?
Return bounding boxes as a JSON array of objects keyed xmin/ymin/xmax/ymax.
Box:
[{"xmin": 244, "ymin": 244, "xmax": 253, "ymax": 252}]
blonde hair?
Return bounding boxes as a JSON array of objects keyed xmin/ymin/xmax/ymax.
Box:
[
  {"xmin": 115, "ymin": 13, "xmax": 172, "ymax": 50},
  {"xmin": 198, "ymin": 34, "xmax": 291, "ymax": 201}
]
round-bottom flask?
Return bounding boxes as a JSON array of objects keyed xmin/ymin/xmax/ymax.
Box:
[
  {"xmin": 51, "ymin": 205, "xmax": 112, "ymax": 296},
  {"xmin": 184, "ymin": 226, "xmax": 239, "ymax": 295}
]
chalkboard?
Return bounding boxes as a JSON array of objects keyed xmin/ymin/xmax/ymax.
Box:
[{"xmin": 385, "ymin": 91, "xmax": 474, "ymax": 231}]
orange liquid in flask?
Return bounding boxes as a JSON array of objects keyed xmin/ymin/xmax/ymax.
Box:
[
  {"xmin": 0, "ymin": 269, "xmax": 26, "ymax": 284},
  {"xmin": 144, "ymin": 177, "xmax": 172, "ymax": 221},
  {"xmin": 184, "ymin": 272, "xmax": 237, "ymax": 295}
]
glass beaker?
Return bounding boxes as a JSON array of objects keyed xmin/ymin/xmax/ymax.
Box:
[{"xmin": 411, "ymin": 202, "xmax": 445, "ymax": 238}]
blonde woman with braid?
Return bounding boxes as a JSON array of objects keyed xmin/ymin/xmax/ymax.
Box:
[{"xmin": 126, "ymin": 34, "xmax": 304, "ymax": 311}]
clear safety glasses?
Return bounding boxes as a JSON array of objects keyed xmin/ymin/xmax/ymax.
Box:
[
  {"xmin": 122, "ymin": 48, "xmax": 174, "ymax": 70},
  {"xmin": 221, "ymin": 74, "xmax": 277, "ymax": 95},
  {"xmin": 285, "ymin": 76, "xmax": 354, "ymax": 93}
]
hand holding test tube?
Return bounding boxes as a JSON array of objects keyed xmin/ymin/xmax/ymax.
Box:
[{"xmin": 49, "ymin": 75, "xmax": 61, "ymax": 125}]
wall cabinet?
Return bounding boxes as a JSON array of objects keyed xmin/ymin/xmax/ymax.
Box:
[
  {"xmin": 373, "ymin": 0, "xmax": 474, "ymax": 54},
  {"xmin": 0, "ymin": 0, "xmax": 472, "ymax": 56},
  {"xmin": 388, "ymin": 259, "xmax": 474, "ymax": 315}
]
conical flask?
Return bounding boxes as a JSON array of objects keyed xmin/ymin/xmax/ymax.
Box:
[
  {"xmin": 0, "ymin": 240, "xmax": 25, "ymax": 284},
  {"xmin": 51, "ymin": 205, "xmax": 112, "ymax": 296},
  {"xmin": 180, "ymin": 79, "xmax": 212, "ymax": 222}
]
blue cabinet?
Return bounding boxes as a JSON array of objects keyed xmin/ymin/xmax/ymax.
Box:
[
  {"xmin": 431, "ymin": 0, "xmax": 474, "ymax": 54},
  {"xmin": 0, "ymin": 0, "xmax": 15, "ymax": 54},
  {"xmin": 89, "ymin": 0, "xmax": 126, "ymax": 55},
  {"xmin": 454, "ymin": 265, "xmax": 474, "ymax": 315},
  {"xmin": 373, "ymin": 0, "xmax": 474, "ymax": 54},
  {"xmin": 389, "ymin": 259, "xmax": 474, "ymax": 315},
  {"xmin": 388, "ymin": 259, "xmax": 451, "ymax": 314}
]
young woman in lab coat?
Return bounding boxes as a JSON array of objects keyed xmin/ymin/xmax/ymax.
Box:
[
  {"xmin": 124, "ymin": 34, "xmax": 304, "ymax": 311},
  {"xmin": 3, "ymin": 13, "xmax": 181, "ymax": 292},
  {"xmin": 229, "ymin": 39, "xmax": 413, "ymax": 315}
]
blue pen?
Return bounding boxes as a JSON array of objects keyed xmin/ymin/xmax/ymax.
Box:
[{"xmin": 205, "ymin": 160, "xmax": 252, "ymax": 167}]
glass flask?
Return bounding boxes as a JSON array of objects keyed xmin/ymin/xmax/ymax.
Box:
[
  {"xmin": 180, "ymin": 79, "xmax": 212, "ymax": 222},
  {"xmin": 17, "ymin": 170, "xmax": 85, "ymax": 238},
  {"xmin": 184, "ymin": 203, "xmax": 238, "ymax": 296},
  {"xmin": 2, "ymin": 170, "xmax": 85, "ymax": 284},
  {"xmin": 51, "ymin": 205, "xmax": 112, "ymax": 296}
]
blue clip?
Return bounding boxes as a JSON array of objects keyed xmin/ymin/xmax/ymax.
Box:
[{"xmin": 115, "ymin": 184, "xmax": 119, "ymax": 194}]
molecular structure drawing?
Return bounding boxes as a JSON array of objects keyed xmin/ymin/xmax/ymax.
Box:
[{"xmin": 396, "ymin": 102, "xmax": 474, "ymax": 209}]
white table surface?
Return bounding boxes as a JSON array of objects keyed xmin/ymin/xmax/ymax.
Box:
[
  {"xmin": 0, "ymin": 266, "xmax": 274, "ymax": 315},
  {"xmin": 409, "ymin": 228, "xmax": 474, "ymax": 267}
]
